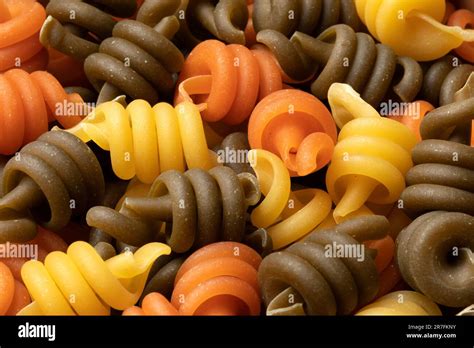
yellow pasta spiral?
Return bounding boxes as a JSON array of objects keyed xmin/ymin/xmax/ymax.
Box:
[
  {"xmin": 63, "ymin": 99, "xmax": 217, "ymax": 184},
  {"xmin": 18, "ymin": 241, "xmax": 171, "ymax": 316},
  {"xmin": 248, "ymin": 149, "xmax": 332, "ymax": 250},
  {"xmin": 355, "ymin": 0, "xmax": 474, "ymax": 61},
  {"xmin": 326, "ymin": 83, "xmax": 417, "ymax": 222}
]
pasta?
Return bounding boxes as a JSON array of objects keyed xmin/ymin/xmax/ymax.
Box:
[
  {"xmin": 326, "ymin": 83, "xmax": 417, "ymax": 222},
  {"xmin": 258, "ymin": 215, "xmax": 389, "ymax": 315},
  {"xmin": 0, "ymin": 227, "xmax": 67, "ymax": 316},
  {"xmin": 356, "ymin": 291, "xmax": 442, "ymax": 316},
  {"xmin": 124, "ymin": 241, "xmax": 262, "ymax": 315},
  {"xmin": 397, "ymin": 76, "xmax": 474, "ymax": 307},
  {"xmin": 448, "ymin": 9, "xmax": 474, "ymax": 63},
  {"xmin": 252, "ymin": 0, "xmax": 362, "ymax": 37},
  {"xmin": 355, "ymin": 0, "xmax": 474, "ymax": 61},
  {"xmin": 0, "ymin": 0, "xmax": 47, "ymax": 73},
  {"xmin": 137, "ymin": 0, "xmax": 251, "ymax": 47},
  {"xmin": 85, "ymin": 18, "xmax": 184, "ymax": 104},
  {"xmin": 256, "ymin": 24, "xmax": 423, "ymax": 107},
  {"xmin": 141, "ymin": 256, "xmax": 185, "ymax": 301},
  {"xmin": 0, "ymin": 0, "xmax": 472, "ymax": 319},
  {"xmin": 248, "ymin": 89, "xmax": 337, "ymax": 176},
  {"xmin": 64, "ymin": 99, "xmax": 215, "ymax": 184},
  {"xmin": 248, "ymin": 149, "xmax": 332, "ymax": 249},
  {"xmin": 86, "ymin": 166, "xmax": 260, "ymax": 253},
  {"xmin": 40, "ymin": 0, "xmax": 138, "ymax": 61},
  {"xmin": 18, "ymin": 241, "xmax": 171, "ymax": 315},
  {"xmin": 89, "ymin": 180, "xmax": 129, "ymax": 260},
  {"xmin": 396, "ymin": 211, "xmax": 474, "ymax": 307},
  {"xmin": 421, "ymin": 54, "xmax": 474, "ymax": 106},
  {"xmin": 0, "ymin": 131, "xmax": 105, "ymax": 243},
  {"xmin": 0, "ymin": 69, "xmax": 85, "ymax": 155},
  {"xmin": 0, "ymin": 261, "xmax": 28, "ymax": 316},
  {"xmin": 175, "ymin": 40, "xmax": 289, "ymax": 125}
]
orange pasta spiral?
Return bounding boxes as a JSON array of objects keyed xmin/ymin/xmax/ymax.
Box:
[
  {"xmin": 248, "ymin": 89, "xmax": 337, "ymax": 176},
  {"xmin": 0, "ymin": 0, "xmax": 48, "ymax": 73},
  {"xmin": 0, "ymin": 69, "xmax": 86, "ymax": 155},
  {"xmin": 123, "ymin": 242, "xmax": 262, "ymax": 315}
]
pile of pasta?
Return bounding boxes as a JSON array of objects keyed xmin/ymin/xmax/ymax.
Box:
[{"xmin": 0, "ymin": 0, "xmax": 473, "ymax": 316}]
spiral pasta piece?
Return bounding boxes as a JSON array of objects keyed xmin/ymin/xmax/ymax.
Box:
[
  {"xmin": 396, "ymin": 211, "xmax": 474, "ymax": 307},
  {"xmin": 40, "ymin": 0, "xmax": 138, "ymax": 61},
  {"xmin": 86, "ymin": 166, "xmax": 260, "ymax": 253},
  {"xmin": 248, "ymin": 89, "xmax": 337, "ymax": 176},
  {"xmin": 18, "ymin": 241, "xmax": 170, "ymax": 315},
  {"xmin": 326, "ymin": 83, "xmax": 417, "ymax": 222},
  {"xmin": 141, "ymin": 255, "xmax": 185, "ymax": 301},
  {"xmin": 0, "ymin": 69, "xmax": 86, "ymax": 155},
  {"xmin": 65, "ymin": 99, "xmax": 215, "ymax": 184},
  {"xmin": 400, "ymin": 140, "xmax": 474, "ymax": 217},
  {"xmin": 421, "ymin": 55, "xmax": 474, "ymax": 106},
  {"xmin": 252, "ymin": 0, "xmax": 362, "ymax": 37},
  {"xmin": 259, "ymin": 215, "xmax": 389, "ymax": 315},
  {"xmin": 248, "ymin": 149, "xmax": 332, "ymax": 249},
  {"xmin": 175, "ymin": 40, "xmax": 290, "ymax": 125},
  {"xmin": 256, "ymin": 24, "xmax": 423, "ymax": 107},
  {"xmin": 355, "ymin": 0, "xmax": 474, "ymax": 61},
  {"xmin": 0, "ymin": 261, "xmax": 30, "ymax": 316},
  {"xmin": 449, "ymin": 9, "xmax": 474, "ymax": 63},
  {"xmin": 0, "ymin": 0, "xmax": 47, "ymax": 73},
  {"xmin": 356, "ymin": 291, "xmax": 441, "ymax": 316},
  {"xmin": 138, "ymin": 0, "xmax": 250, "ymax": 47},
  {"xmin": 399, "ymin": 98, "xmax": 474, "ymax": 217},
  {"xmin": 85, "ymin": 18, "xmax": 184, "ymax": 104},
  {"xmin": 0, "ymin": 131, "xmax": 105, "ymax": 243},
  {"xmin": 89, "ymin": 180, "xmax": 129, "ymax": 259},
  {"xmin": 125, "ymin": 242, "xmax": 262, "ymax": 315},
  {"xmin": 1, "ymin": 227, "xmax": 67, "ymax": 315}
]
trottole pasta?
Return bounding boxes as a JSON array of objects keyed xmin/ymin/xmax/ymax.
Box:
[
  {"xmin": 326, "ymin": 83, "xmax": 417, "ymax": 222},
  {"xmin": 355, "ymin": 0, "xmax": 474, "ymax": 61},
  {"xmin": 248, "ymin": 149, "xmax": 332, "ymax": 249},
  {"xmin": 85, "ymin": 18, "xmax": 184, "ymax": 104},
  {"xmin": 252, "ymin": 0, "xmax": 363, "ymax": 37},
  {"xmin": 0, "ymin": 227, "xmax": 68, "ymax": 315},
  {"xmin": 0, "ymin": 0, "xmax": 47, "ymax": 73},
  {"xmin": 0, "ymin": 131, "xmax": 105, "ymax": 243},
  {"xmin": 40, "ymin": 0, "xmax": 138, "ymax": 61},
  {"xmin": 18, "ymin": 241, "xmax": 171, "ymax": 315},
  {"xmin": 396, "ymin": 211, "xmax": 474, "ymax": 307},
  {"xmin": 256, "ymin": 24, "xmax": 423, "ymax": 107},
  {"xmin": 448, "ymin": 9, "xmax": 474, "ymax": 63},
  {"xmin": 0, "ymin": 69, "xmax": 85, "ymax": 155},
  {"xmin": 248, "ymin": 89, "xmax": 337, "ymax": 176},
  {"xmin": 86, "ymin": 166, "xmax": 260, "ymax": 253},
  {"xmin": 175, "ymin": 40, "xmax": 289, "ymax": 125},
  {"xmin": 124, "ymin": 242, "xmax": 262, "ymax": 315},
  {"xmin": 64, "ymin": 100, "xmax": 215, "ymax": 184},
  {"xmin": 258, "ymin": 215, "xmax": 389, "ymax": 315}
]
